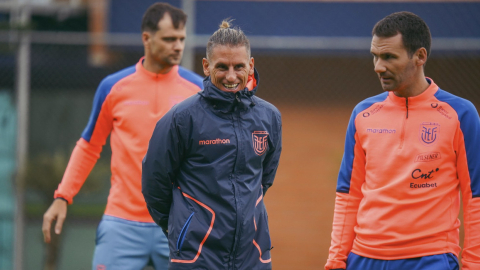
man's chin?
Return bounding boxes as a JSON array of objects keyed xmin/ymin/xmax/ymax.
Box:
[
  {"xmin": 168, "ymin": 60, "xmax": 181, "ymax": 66},
  {"xmin": 219, "ymin": 88, "xmax": 240, "ymax": 93},
  {"xmin": 167, "ymin": 56, "xmax": 182, "ymax": 66},
  {"xmin": 381, "ymin": 83, "xmax": 396, "ymax": 92}
]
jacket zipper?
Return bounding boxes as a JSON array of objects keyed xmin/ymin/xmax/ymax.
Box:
[
  {"xmin": 399, "ymin": 97, "xmax": 409, "ymax": 149},
  {"xmin": 230, "ymin": 93, "xmax": 242, "ymax": 268},
  {"xmin": 154, "ymin": 74, "xmax": 159, "ymax": 114},
  {"xmin": 176, "ymin": 212, "xmax": 195, "ymax": 254}
]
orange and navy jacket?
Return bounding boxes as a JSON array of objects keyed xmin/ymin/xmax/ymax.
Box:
[
  {"xmin": 326, "ymin": 78, "xmax": 480, "ymax": 270},
  {"xmin": 142, "ymin": 69, "xmax": 282, "ymax": 269},
  {"xmin": 54, "ymin": 58, "xmax": 203, "ymax": 222}
]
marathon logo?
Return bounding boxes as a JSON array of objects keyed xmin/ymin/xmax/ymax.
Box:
[
  {"xmin": 415, "ymin": 152, "xmax": 441, "ymax": 162},
  {"xmin": 199, "ymin": 138, "xmax": 231, "ymax": 145},
  {"xmin": 366, "ymin": 128, "xmax": 396, "ymax": 134}
]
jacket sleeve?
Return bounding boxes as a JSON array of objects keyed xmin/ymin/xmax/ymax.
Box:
[
  {"xmin": 142, "ymin": 109, "xmax": 184, "ymax": 231},
  {"xmin": 325, "ymin": 110, "xmax": 365, "ymax": 270},
  {"xmin": 456, "ymin": 101, "xmax": 480, "ymax": 270},
  {"xmin": 54, "ymin": 80, "xmax": 113, "ymax": 204},
  {"xmin": 261, "ymin": 112, "xmax": 282, "ymax": 196}
]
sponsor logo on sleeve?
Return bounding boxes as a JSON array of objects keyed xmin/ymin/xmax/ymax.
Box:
[
  {"xmin": 252, "ymin": 131, "xmax": 269, "ymax": 156},
  {"xmin": 414, "ymin": 152, "xmax": 441, "ymax": 162},
  {"xmin": 362, "ymin": 104, "xmax": 384, "ymax": 118},
  {"xmin": 419, "ymin": 122, "xmax": 440, "ymax": 146},
  {"xmin": 436, "ymin": 106, "xmax": 452, "ymax": 120},
  {"xmin": 410, "ymin": 167, "xmax": 439, "ymax": 188}
]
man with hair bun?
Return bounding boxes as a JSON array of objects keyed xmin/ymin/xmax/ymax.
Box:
[
  {"xmin": 325, "ymin": 11, "xmax": 480, "ymax": 270},
  {"xmin": 142, "ymin": 19, "xmax": 282, "ymax": 270},
  {"xmin": 42, "ymin": 3, "xmax": 203, "ymax": 269}
]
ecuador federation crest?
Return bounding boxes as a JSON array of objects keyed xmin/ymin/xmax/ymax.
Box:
[
  {"xmin": 252, "ymin": 131, "xmax": 269, "ymax": 156},
  {"xmin": 419, "ymin": 122, "xmax": 440, "ymax": 146}
]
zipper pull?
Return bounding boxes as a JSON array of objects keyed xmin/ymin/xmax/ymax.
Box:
[
  {"xmin": 406, "ymin": 97, "xmax": 409, "ymax": 119},
  {"xmin": 235, "ymin": 93, "xmax": 241, "ymax": 103}
]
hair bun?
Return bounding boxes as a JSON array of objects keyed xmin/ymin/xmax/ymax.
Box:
[{"xmin": 220, "ymin": 20, "xmax": 231, "ymax": 29}]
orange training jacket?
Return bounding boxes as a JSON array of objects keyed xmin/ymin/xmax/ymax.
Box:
[
  {"xmin": 326, "ymin": 78, "xmax": 480, "ymax": 270},
  {"xmin": 54, "ymin": 58, "xmax": 203, "ymax": 222}
]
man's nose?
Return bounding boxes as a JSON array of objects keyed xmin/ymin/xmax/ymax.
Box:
[
  {"xmin": 374, "ymin": 59, "xmax": 387, "ymax": 73},
  {"xmin": 226, "ymin": 68, "xmax": 236, "ymax": 82},
  {"xmin": 174, "ymin": 40, "xmax": 184, "ymax": 51}
]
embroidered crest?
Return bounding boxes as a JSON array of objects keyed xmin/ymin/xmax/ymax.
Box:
[
  {"xmin": 252, "ymin": 131, "xmax": 269, "ymax": 156},
  {"xmin": 419, "ymin": 122, "xmax": 440, "ymax": 145}
]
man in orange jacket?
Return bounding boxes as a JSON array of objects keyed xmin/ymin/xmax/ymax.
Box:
[
  {"xmin": 42, "ymin": 3, "xmax": 203, "ymax": 269},
  {"xmin": 326, "ymin": 11, "xmax": 480, "ymax": 270}
]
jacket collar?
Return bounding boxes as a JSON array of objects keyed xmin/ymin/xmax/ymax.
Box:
[
  {"xmin": 136, "ymin": 57, "xmax": 179, "ymax": 80},
  {"xmin": 199, "ymin": 68, "xmax": 260, "ymax": 113},
  {"xmin": 388, "ymin": 77, "xmax": 439, "ymax": 107}
]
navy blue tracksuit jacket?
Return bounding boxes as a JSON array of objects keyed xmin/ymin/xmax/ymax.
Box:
[{"xmin": 142, "ymin": 69, "xmax": 282, "ymax": 270}]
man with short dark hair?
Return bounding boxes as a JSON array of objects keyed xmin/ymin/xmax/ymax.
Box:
[
  {"xmin": 42, "ymin": 3, "xmax": 203, "ymax": 269},
  {"xmin": 142, "ymin": 20, "xmax": 282, "ymax": 270},
  {"xmin": 325, "ymin": 11, "xmax": 480, "ymax": 270}
]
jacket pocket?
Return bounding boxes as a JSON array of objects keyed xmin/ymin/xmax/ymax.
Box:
[{"xmin": 171, "ymin": 192, "xmax": 216, "ymax": 264}]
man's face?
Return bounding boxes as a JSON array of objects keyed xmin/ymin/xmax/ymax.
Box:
[
  {"xmin": 143, "ymin": 13, "xmax": 186, "ymax": 68},
  {"xmin": 202, "ymin": 45, "xmax": 254, "ymax": 93},
  {"xmin": 370, "ymin": 34, "xmax": 418, "ymax": 94}
]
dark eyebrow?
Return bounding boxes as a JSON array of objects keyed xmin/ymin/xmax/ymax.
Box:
[{"xmin": 215, "ymin": 63, "xmax": 227, "ymax": 68}]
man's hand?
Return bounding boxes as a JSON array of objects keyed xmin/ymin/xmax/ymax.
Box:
[{"xmin": 42, "ymin": 198, "xmax": 68, "ymax": 243}]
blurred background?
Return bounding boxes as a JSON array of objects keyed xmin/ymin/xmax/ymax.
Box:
[{"xmin": 0, "ymin": 0, "xmax": 479, "ymax": 269}]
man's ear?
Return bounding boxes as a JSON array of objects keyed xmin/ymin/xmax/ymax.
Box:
[
  {"xmin": 202, "ymin": 58, "xmax": 210, "ymax": 76},
  {"xmin": 415, "ymin": 47, "xmax": 427, "ymax": 66},
  {"xmin": 142, "ymin": 31, "xmax": 151, "ymax": 49},
  {"xmin": 249, "ymin": 57, "xmax": 255, "ymax": 76}
]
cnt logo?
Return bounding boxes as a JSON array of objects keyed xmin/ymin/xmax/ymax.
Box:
[
  {"xmin": 252, "ymin": 131, "xmax": 269, "ymax": 156},
  {"xmin": 410, "ymin": 167, "xmax": 439, "ymax": 188}
]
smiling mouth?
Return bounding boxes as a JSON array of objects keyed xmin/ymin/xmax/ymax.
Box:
[{"xmin": 223, "ymin": 83, "xmax": 239, "ymax": 90}]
